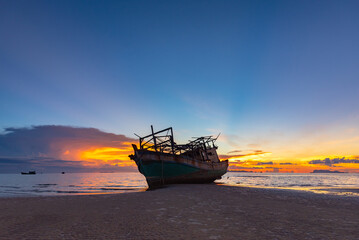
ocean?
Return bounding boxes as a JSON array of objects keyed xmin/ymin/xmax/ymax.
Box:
[
  {"xmin": 0, "ymin": 172, "xmax": 358, "ymax": 197},
  {"xmin": 219, "ymin": 172, "xmax": 359, "ymax": 197},
  {"xmin": 0, "ymin": 172, "xmax": 147, "ymax": 197}
]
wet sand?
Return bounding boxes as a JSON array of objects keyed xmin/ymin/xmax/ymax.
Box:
[{"xmin": 0, "ymin": 184, "xmax": 358, "ymax": 240}]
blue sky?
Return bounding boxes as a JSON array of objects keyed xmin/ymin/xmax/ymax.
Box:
[{"xmin": 1, "ymin": 0, "xmax": 359, "ymax": 163}]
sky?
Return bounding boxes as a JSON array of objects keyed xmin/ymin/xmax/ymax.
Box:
[{"xmin": 1, "ymin": 0, "xmax": 359, "ymax": 173}]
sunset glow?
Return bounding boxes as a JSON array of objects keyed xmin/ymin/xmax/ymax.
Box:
[
  {"xmin": 80, "ymin": 146, "xmax": 135, "ymax": 167},
  {"xmin": 61, "ymin": 139, "xmax": 359, "ymax": 173},
  {"xmin": 225, "ymin": 154, "xmax": 359, "ymax": 173}
]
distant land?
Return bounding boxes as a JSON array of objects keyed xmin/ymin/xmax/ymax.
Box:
[{"xmin": 311, "ymin": 170, "xmax": 347, "ymax": 174}]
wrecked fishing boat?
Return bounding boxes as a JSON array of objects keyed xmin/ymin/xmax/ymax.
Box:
[{"xmin": 129, "ymin": 126, "xmax": 228, "ymax": 188}]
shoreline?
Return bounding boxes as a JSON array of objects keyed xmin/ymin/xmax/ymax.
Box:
[
  {"xmin": 1, "ymin": 184, "xmax": 358, "ymax": 239},
  {"xmin": 1, "ymin": 182, "xmax": 359, "ymax": 199},
  {"xmin": 219, "ymin": 183, "xmax": 359, "ymax": 199},
  {"xmin": 0, "ymin": 188, "xmax": 147, "ymax": 199}
]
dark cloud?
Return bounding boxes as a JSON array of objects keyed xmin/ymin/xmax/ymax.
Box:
[
  {"xmin": 0, "ymin": 125, "xmax": 137, "ymax": 173},
  {"xmin": 279, "ymin": 162, "xmax": 295, "ymax": 165},
  {"xmin": 308, "ymin": 157, "xmax": 359, "ymax": 167},
  {"xmin": 0, "ymin": 125, "xmax": 134, "ymax": 156},
  {"xmin": 0, "ymin": 156, "xmax": 87, "ymax": 173},
  {"xmin": 228, "ymin": 165, "xmax": 264, "ymax": 170},
  {"xmin": 257, "ymin": 161, "xmax": 273, "ymax": 165},
  {"xmin": 0, "ymin": 158, "xmax": 30, "ymax": 164},
  {"xmin": 227, "ymin": 150, "xmax": 242, "ymax": 154}
]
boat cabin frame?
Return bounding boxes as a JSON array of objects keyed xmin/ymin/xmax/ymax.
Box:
[{"xmin": 135, "ymin": 126, "xmax": 219, "ymax": 161}]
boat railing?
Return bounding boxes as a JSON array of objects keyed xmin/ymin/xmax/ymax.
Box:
[{"xmin": 135, "ymin": 126, "xmax": 220, "ymax": 160}]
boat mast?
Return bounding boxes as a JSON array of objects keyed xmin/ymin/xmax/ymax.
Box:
[
  {"xmin": 151, "ymin": 125, "xmax": 158, "ymax": 152},
  {"xmin": 170, "ymin": 127, "xmax": 175, "ymax": 154}
]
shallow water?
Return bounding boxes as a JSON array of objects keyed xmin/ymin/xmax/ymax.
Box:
[
  {"xmin": 1, "ymin": 172, "xmax": 358, "ymax": 197},
  {"xmin": 218, "ymin": 172, "xmax": 359, "ymax": 197}
]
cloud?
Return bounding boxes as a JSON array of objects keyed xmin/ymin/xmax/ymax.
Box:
[
  {"xmin": 257, "ymin": 161, "xmax": 273, "ymax": 165},
  {"xmin": 308, "ymin": 157, "xmax": 359, "ymax": 167},
  {"xmin": 219, "ymin": 150, "xmax": 269, "ymax": 160},
  {"xmin": 279, "ymin": 162, "xmax": 295, "ymax": 165},
  {"xmin": 0, "ymin": 125, "xmax": 134, "ymax": 155},
  {"xmin": 228, "ymin": 165, "xmax": 264, "ymax": 170},
  {"xmin": 0, "ymin": 125, "xmax": 137, "ymax": 173},
  {"xmin": 227, "ymin": 150, "xmax": 242, "ymax": 154}
]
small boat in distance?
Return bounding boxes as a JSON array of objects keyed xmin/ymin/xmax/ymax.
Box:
[
  {"xmin": 21, "ymin": 171, "xmax": 36, "ymax": 175},
  {"xmin": 311, "ymin": 170, "xmax": 347, "ymax": 173},
  {"xmin": 129, "ymin": 126, "xmax": 228, "ymax": 189}
]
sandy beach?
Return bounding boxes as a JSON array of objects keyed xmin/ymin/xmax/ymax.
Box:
[{"xmin": 0, "ymin": 184, "xmax": 358, "ymax": 240}]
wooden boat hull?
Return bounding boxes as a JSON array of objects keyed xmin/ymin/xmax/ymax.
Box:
[{"xmin": 133, "ymin": 150, "xmax": 228, "ymax": 189}]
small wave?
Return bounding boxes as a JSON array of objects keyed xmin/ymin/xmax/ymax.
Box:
[
  {"xmin": 317, "ymin": 188, "xmax": 359, "ymax": 193},
  {"xmin": 0, "ymin": 186, "xmax": 21, "ymax": 189},
  {"xmin": 103, "ymin": 185, "xmax": 127, "ymax": 187},
  {"xmin": 283, "ymin": 184, "xmax": 313, "ymax": 187},
  {"xmin": 237, "ymin": 176, "xmax": 269, "ymax": 178},
  {"xmin": 56, "ymin": 190, "xmax": 86, "ymax": 194},
  {"xmin": 84, "ymin": 187, "xmax": 138, "ymax": 191},
  {"xmin": 22, "ymin": 189, "xmax": 54, "ymax": 193},
  {"xmin": 35, "ymin": 184, "xmax": 57, "ymax": 188},
  {"xmin": 101, "ymin": 188, "xmax": 137, "ymax": 191}
]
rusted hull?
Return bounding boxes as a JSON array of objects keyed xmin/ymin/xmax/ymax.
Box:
[{"xmin": 133, "ymin": 150, "xmax": 228, "ymax": 189}]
